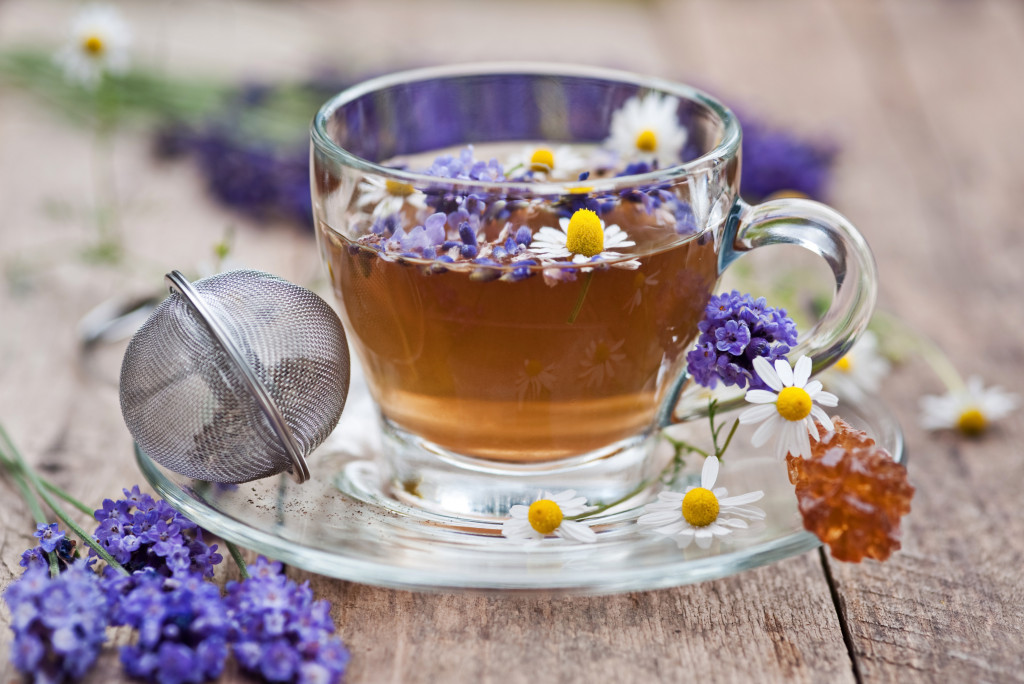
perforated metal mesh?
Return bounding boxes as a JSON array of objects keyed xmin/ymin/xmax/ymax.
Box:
[{"xmin": 120, "ymin": 270, "xmax": 349, "ymax": 483}]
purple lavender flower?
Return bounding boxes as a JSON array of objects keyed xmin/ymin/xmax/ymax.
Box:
[
  {"xmin": 424, "ymin": 146, "xmax": 505, "ymax": 182},
  {"xmin": 92, "ymin": 487, "xmax": 222, "ymax": 579},
  {"xmin": 20, "ymin": 546, "xmax": 48, "ymax": 571},
  {"xmin": 4, "ymin": 561, "xmax": 109, "ymax": 682},
  {"xmin": 686, "ymin": 290, "xmax": 798, "ymax": 390},
  {"xmin": 740, "ymin": 116, "xmax": 837, "ymax": 203},
  {"xmin": 388, "ymin": 212, "xmax": 448, "ymax": 257},
  {"xmin": 35, "ymin": 523, "xmax": 66, "ymax": 554},
  {"xmin": 112, "ymin": 572, "xmax": 230, "ymax": 684},
  {"xmin": 225, "ymin": 557, "xmax": 349, "ymax": 684},
  {"xmin": 715, "ymin": 319, "xmax": 751, "ymax": 355}
]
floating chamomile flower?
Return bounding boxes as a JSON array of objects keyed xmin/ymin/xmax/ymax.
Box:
[
  {"xmin": 530, "ymin": 209, "xmax": 640, "ymax": 270},
  {"xmin": 637, "ymin": 456, "xmax": 765, "ymax": 549},
  {"xmin": 580, "ymin": 338, "xmax": 626, "ymax": 389},
  {"xmin": 515, "ymin": 358, "xmax": 557, "ymax": 402},
  {"xmin": 605, "ymin": 93, "xmax": 687, "ymax": 168},
  {"xmin": 502, "ymin": 490, "xmax": 597, "ymax": 544},
  {"xmin": 56, "ymin": 4, "xmax": 132, "ymax": 89},
  {"xmin": 356, "ymin": 175, "xmax": 428, "ymax": 219},
  {"xmin": 506, "ymin": 145, "xmax": 588, "ymax": 181},
  {"xmin": 820, "ymin": 331, "xmax": 890, "ymax": 398},
  {"xmin": 738, "ymin": 355, "xmax": 839, "ymax": 460},
  {"xmin": 920, "ymin": 376, "xmax": 1019, "ymax": 437}
]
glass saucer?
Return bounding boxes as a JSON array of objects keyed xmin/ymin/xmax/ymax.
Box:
[{"xmin": 135, "ymin": 378, "xmax": 905, "ymax": 595}]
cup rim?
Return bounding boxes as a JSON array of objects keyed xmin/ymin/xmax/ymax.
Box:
[{"xmin": 310, "ymin": 62, "xmax": 741, "ymax": 193}]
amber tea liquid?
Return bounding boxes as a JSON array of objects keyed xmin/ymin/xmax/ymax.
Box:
[{"xmin": 319, "ymin": 202, "xmax": 718, "ymax": 464}]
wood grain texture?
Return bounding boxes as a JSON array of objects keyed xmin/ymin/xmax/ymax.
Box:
[{"xmin": 2, "ymin": 0, "xmax": 1024, "ymax": 681}]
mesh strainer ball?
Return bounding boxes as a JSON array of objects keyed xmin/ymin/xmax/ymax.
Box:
[{"xmin": 119, "ymin": 270, "xmax": 350, "ymax": 484}]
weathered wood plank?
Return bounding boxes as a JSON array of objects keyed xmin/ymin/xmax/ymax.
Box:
[
  {"xmin": 307, "ymin": 553, "xmax": 854, "ymax": 684},
  {"xmin": 823, "ymin": 0, "xmax": 1024, "ymax": 680}
]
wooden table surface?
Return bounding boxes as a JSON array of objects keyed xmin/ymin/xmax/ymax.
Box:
[{"xmin": 2, "ymin": 0, "xmax": 1023, "ymax": 681}]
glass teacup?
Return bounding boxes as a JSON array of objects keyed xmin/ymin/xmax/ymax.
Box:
[{"xmin": 311, "ymin": 64, "xmax": 875, "ymax": 517}]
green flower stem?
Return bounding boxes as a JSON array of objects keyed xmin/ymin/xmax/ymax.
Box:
[
  {"xmin": 38, "ymin": 479, "xmax": 95, "ymax": 517},
  {"xmin": 0, "ymin": 446, "xmax": 60, "ymax": 578},
  {"xmin": 717, "ymin": 419, "xmax": 740, "ymax": 460},
  {"xmin": 567, "ymin": 271, "xmax": 594, "ymax": 324},
  {"xmin": 226, "ymin": 541, "xmax": 250, "ymax": 580},
  {"xmin": 565, "ymin": 478, "xmax": 653, "ymax": 521},
  {"xmin": 0, "ymin": 447, "xmax": 95, "ymax": 517},
  {"xmin": 0, "ymin": 423, "xmax": 129, "ymax": 576},
  {"xmin": 662, "ymin": 433, "xmax": 710, "ymax": 460}
]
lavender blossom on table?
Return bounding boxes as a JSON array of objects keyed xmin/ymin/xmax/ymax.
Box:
[
  {"xmin": 4, "ymin": 561, "xmax": 109, "ymax": 683},
  {"xmin": 92, "ymin": 486, "xmax": 222, "ymax": 579},
  {"xmin": 225, "ymin": 557, "xmax": 350, "ymax": 684},
  {"xmin": 109, "ymin": 572, "xmax": 230, "ymax": 684}
]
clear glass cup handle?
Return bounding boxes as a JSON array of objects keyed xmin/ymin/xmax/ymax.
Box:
[{"xmin": 665, "ymin": 196, "xmax": 878, "ymax": 424}]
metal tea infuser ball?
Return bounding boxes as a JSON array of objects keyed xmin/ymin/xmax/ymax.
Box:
[{"xmin": 119, "ymin": 269, "xmax": 350, "ymax": 484}]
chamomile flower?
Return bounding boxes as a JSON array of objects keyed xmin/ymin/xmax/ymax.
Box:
[
  {"xmin": 506, "ymin": 145, "xmax": 588, "ymax": 181},
  {"xmin": 738, "ymin": 355, "xmax": 839, "ymax": 460},
  {"xmin": 515, "ymin": 358, "xmax": 557, "ymax": 402},
  {"xmin": 356, "ymin": 176, "xmax": 428, "ymax": 219},
  {"xmin": 605, "ymin": 93, "xmax": 687, "ymax": 168},
  {"xmin": 625, "ymin": 270, "xmax": 660, "ymax": 313},
  {"xmin": 820, "ymin": 331, "xmax": 890, "ymax": 397},
  {"xmin": 502, "ymin": 490, "xmax": 597, "ymax": 544},
  {"xmin": 580, "ymin": 338, "xmax": 626, "ymax": 389},
  {"xmin": 56, "ymin": 4, "xmax": 131, "ymax": 89},
  {"xmin": 530, "ymin": 209, "xmax": 640, "ymax": 270},
  {"xmin": 637, "ymin": 456, "xmax": 765, "ymax": 549},
  {"xmin": 920, "ymin": 376, "xmax": 1019, "ymax": 437}
]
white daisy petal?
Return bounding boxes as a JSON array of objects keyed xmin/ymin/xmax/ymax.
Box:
[
  {"xmin": 676, "ymin": 530, "xmax": 695, "ymax": 548},
  {"xmin": 700, "ymin": 455, "xmax": 719, "ymax": 489},
  {"xmin": 739, "ymin": 404, "xmax": 778, "ymax": 424},
  {"xmin": 720, "ymin": 517, "xmax": 749, "ymax": 529},
  {"xmin": 745, "ymin": 390, "xmax": 780, "ymax": 405},
  {"xmin": 751, "ymin": 414, "xmax": 781, "ymax": 447},
  {"xmin": 810, "ymin": 405, "xmax": 834, "ymax": 432},
  {"xmin": 638, "ymin": 510, "xmax": 684, "ymax": 526},
  {"xmin": 804, "ymin": 380, "xmax": 823, "ymax": 397},
  {"xmin": 731, "ymin": 505, "xmax": 767, "ymax": 520},
  {"xmin": 558, "ymin": 520, "xmax": 597, "ymax": 544},
  {"xmin": 719, "ymin": 491, "xmax": 764, "ymax": 506},
  {"xmin": 753, "ymin": 356, "xmax": 783, "ymax": 391},
  {"xmin": 816, "ymin": 391, "xmax": 839, "ymax": 408},
  {"xmin": 695, "ymin": 529, "xmax": 714, "ymax": 549},
  {"xmin": 652, "ymin": 520, "xmax": 687, "ymax": 536},
  {"xmin": 793, "ymin": 355, "xmax": 812, "ymax": 387},
  {"xmin": 775, "ymin": 358, "xmax": 795, "ymax": 387}
]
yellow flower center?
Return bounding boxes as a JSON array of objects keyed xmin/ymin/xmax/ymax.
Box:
[
  {"xmin": 592, "ymin": 342, "xmax": 611, "ymax": 364},
  {"xmin": 776, "ymin": 386, "xmax": 813, "ymax": 421},
  {"xmin": 529, "ymin": 148, "xmax": 555, "ymax": 172},
  {"xmin": 82, "ymin": 35, "xmax": 105, "ymax": 55},
  {"xmin": 565, "ymin": 209, "xmax": 604, "ymax": 257},
  {"xmin": 524, "ymin": 359, "xmax": 544, "ymax": 377},
  {"xmin": 956, "ymin": 408, "xmax": 987, "ymax": 436},
  {"xmin": 632, "ymin": 271, "xmax": 646, "ymax": 290},
  {"xmin": 568, "ymin": 185, "xmax": 593, "ymax": 195},
  {"xmin": 384, "ymin": 180, "xmax": 415, "ymax": 197},
  {"xmin": 681, "ymin": 487, "xmax": 719, "ymax": 527},
  {"xmin": 528, "ymin": 500, "xmax": 563, "ymax": 534},
  {"xmin": 635, "ymin": 129, "xmax": 658, "ymax": 152},
  {"xmin": 835, "ymin": 356, "xmax": 852, "ymax": 373}
]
